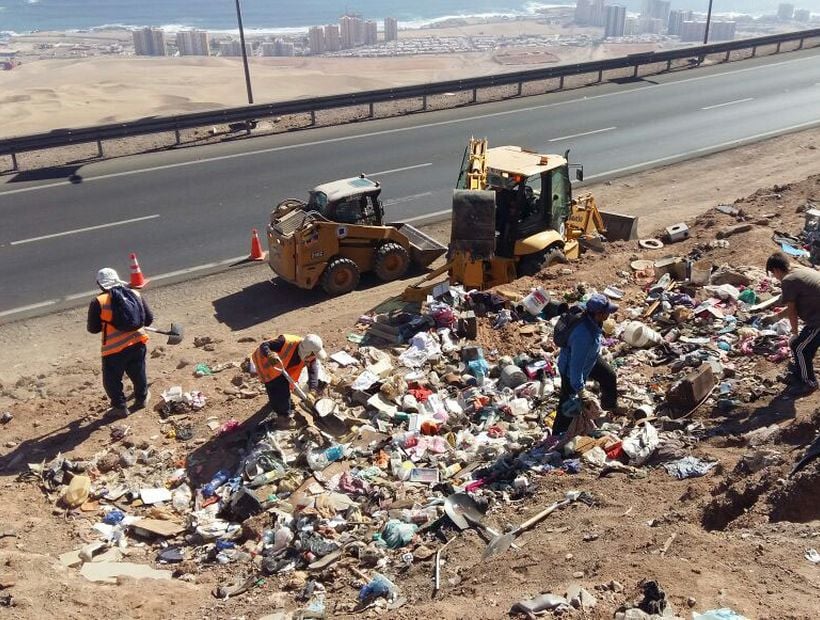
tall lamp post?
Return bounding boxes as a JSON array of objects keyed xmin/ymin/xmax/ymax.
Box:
[
  {"xmin": 235, "ymin": 0, "xmax": 254, "ymax": 104},
  {"xmin": 703, "ymin": 0, "xmax": 714, "ymax": 45}
]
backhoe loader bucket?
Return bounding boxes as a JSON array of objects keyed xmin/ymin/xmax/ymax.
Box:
[
  {"xmin": 450, "ymin": 189, "xmax": 496, "ymax": 260},
  {"xmin": 598, "ymin": 210, "xmax": 639, "ymax": 241}
]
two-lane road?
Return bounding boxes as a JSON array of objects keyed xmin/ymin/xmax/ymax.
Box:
[{"xmin": 2, "ymin": 48, "xmax": 819, "ymax": 320}]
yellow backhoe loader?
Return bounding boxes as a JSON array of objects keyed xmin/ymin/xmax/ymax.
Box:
[{"xmin": 403, "ymin": 138, "xmax": 637, "ymax": 300}]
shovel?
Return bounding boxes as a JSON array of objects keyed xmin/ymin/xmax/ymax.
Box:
[
  {"xmin": 444, "ymin": 493, "xmax": 519, "ymax": 549},
  {"xmin": 270, "ymin": 360, "xmax": 335, "ymax": 441},
  {"xmin": 482, "ymin": 490, "xmax": 592, "ymax": 559},
  {"xmin": 145, "ymin": 322, "xmax": 184, "ymax": 345}
]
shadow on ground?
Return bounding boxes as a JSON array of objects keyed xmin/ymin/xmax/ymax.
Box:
[
  {"xmin": 0, "ymin": 412, "xmax": 110, "ymax": 475},
  {"xmin": 6, "ymin": 163, "xmax": 85, "ymax": 183},
  {"xmin": 184, "ymin": 404, "xmax": 274, "ymax": 486},
  {"xmin": 212, "ymin": 271, "xmax": 422, "ymax": 331}
]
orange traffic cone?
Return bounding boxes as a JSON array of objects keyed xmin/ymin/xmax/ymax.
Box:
[
  {"xmin": 128, "ymin": 252, "xmax": 149, "ymax": 288},
  {"xmin": 249, "ymin": 228, "xmax": 266, "ymax": 261}
]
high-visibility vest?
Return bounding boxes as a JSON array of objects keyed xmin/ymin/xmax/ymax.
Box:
[
  {"xmin": 252, "ymin": 334, "xmax": 304, "ymax": 384},
  {"xmin": 97, "ymin": 291, "xmax": 149, "ymax": 357}
]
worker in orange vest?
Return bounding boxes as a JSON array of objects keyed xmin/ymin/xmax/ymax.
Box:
[
  {"xmin": 87, "ymin": 268, "xmax": 153, "ymax": 418},
  {"xmin": 252, "ymin": 333, "xmax": 327, "ymax": 419}
]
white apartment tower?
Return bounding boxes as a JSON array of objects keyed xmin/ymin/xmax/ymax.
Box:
[
  {"xmin": 308, "ymin": 26, "xmax": 325, "ymax": 54},
  {"xmin": 364, "ymin": 20, "xmax": 378, "ymax": 45},
  {"xmin": 176, "ymin": 30, "xmax": 209, "ymax": 56},
  {"xmin": 384, "ymin": 17, "xmax": 398, "ymax": 42},
  {"xmin": 133, "ymin": 27, "xmax": 167, "ymax": 56},
  {"xmin": 324, "ymin": 24, "xmax": 341, "ymax": 51},
  {"xmin": 340, "ymin": 14, "xmax": 364, "ymax": 49},
  {"xmin": 604, "ymin": 5, "xmax": 626, "ymax": 38}
]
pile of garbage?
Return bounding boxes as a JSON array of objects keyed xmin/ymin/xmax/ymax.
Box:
[{"xmin": 24, "ymin": 239, "xmax": 801, "ymax": 616}]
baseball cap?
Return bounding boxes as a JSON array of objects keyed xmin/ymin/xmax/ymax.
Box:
[{"xmin": 585, "ymin": 293, "xmax": 618, "ymax": 315}]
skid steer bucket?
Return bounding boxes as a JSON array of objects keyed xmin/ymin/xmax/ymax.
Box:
[{"xmin": 389, "ymin": 222, "xmax": 447, "ymax": 267}]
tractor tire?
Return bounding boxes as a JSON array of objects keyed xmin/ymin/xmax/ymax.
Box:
[
  {"xmin": 518, "ymin": 247, "xmax": 567, "ymax": 277},
  {"xmin": 320, "ymin": 257, "xmax": 361, "ymax": 296},
  {"xmin": 374, "ymin": 242, "xmax": 411, "ymax": 282}
]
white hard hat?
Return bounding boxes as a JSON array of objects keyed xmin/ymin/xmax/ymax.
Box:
[
  {"xmin": 299, "ymin": 334, "xmax": 327, "ymax": 360},
  {"xmin": 96, "ymin": 267, "xmax": 127, "ymax": 290}
]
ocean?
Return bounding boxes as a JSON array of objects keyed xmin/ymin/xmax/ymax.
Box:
[{"xmin": 0, "ymin": 0, "xmax": 814, "ymax": 35}]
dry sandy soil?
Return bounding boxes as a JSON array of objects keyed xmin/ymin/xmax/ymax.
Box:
[
  {"xmin": 0, "ymin": 16, "xmax": 658, "ymax": 139},
  {"xmin": 0, "ymin": 128, "xmax": 819, "ymax": 619}
]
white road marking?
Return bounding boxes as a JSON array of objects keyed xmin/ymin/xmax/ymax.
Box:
[
  {"xmin": 383, "ymin": 192, "xmax": 433, "ymax": 206},
  {"xmin": 0, "ymin": 299, "xmax": 59, "ymax": 317},
  {"xmin": 701, "ymin": 97, "xmax": 754, "ymax": 110},
  {"xmin": 0, "ymin": 54, "xmax": 816, "ymax": 197},
  {"xmin": 369, "ymin": 162, "xmax": 432, "ymax": 176},
  {"xmin": 585, "ymin": 118, "xmax": 820, "ymax": 180},
  {"xmin": 10, "ymin": 214, "xmax": 160, "ymax": 245},
  {"xmin": 403, "ymin": 208, "xmax": 451, "ymax": 224},
  {"xmin": 549, "ymin": 127, "xmax": 616, "ymax": 142},
  {"xmin": 0, "ymin": 255, "xmax": 249, "ymax": 320}
]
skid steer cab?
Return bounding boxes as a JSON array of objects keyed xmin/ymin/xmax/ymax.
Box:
[{"xmin": 267, "ymin": 175, "xmax": 446, "ymax": 296}]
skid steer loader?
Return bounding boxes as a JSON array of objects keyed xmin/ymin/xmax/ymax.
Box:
[{"xmin": 267, "ymin": 175, "xmax": 447, "ymax": 296}]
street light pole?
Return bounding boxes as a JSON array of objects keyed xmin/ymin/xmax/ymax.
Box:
[
  {"xmin": 703, "ymin": 0, "xmax": 714, "ymax": 45},
  {"xmin": 234, "ymin": 0, "xmax": 254, "ymax": 104}
]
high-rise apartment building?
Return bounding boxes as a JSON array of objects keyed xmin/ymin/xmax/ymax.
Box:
[
  {"xmin": 679, "ymin": 21, "xmax": 707, "ymax": 42},
  {"xmin": 261, "ymin": 39, "xmax": 294, "ymax": 57},
  {"xmin": 175, "ymin": 30, "xmax": 209, "ymax": 56},
  {"xmin": 794, "ymin": 8, "xmax": 811, "ymax": 22},
  {"xmin": 324, "ymin": 24, "xmax": 341, "ymax": 51},
  {"xmin": 667, "ymin": 9, "xmax": 692, "ymax": 36},
  {"xmin": 709, "ymin": 21, "xmax": 736, "ymax": 41},
  {"xmin": 639, "ymin": 17, "xmax": 663, "ymax": 34},
  {"xmin": 590, "ymin": 0, "xmax": 606, "ymax": 27},
  {"xmin": 574, "ymin": 0, "xmax": 592, "ymax": 24},
  {"xmin": 364, "ymin": 20, "xmax": 378, "ymax": 45},
  {"xmin": 220, "ymin": 41, "xmax": 253, "ymax": 57},
  {"xmin": 604, "ymin": 5, "xmax": 626, "ymax": 38},
  {"xmin": 340, "ymin": 14, "xmax": 364, "ymax": 49},
  {"xmin": 132, "ymin": 27, "xmax": 167, "ymax": 56},
  {"xmin": 642, "ymin": 0, "xmax": 671, "ymax": 24},
  {"xmin": 777, "ymin": 4, "xmax": 795, "ymax": 20},
  {"xmin": 384, "ymin": 17, "xmax": 398, "ymax": 42},
  {"xmin": 308, "ymin": 26, "xmax": 325, "ymax": 54}
]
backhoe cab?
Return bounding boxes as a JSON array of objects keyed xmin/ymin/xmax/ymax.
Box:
[{"xmin": 449, "ymin": 143, "xmax": 577, "ymax": 290}]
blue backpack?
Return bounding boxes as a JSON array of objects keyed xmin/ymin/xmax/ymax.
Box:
[{"xmin": 108, "ymin": 286, "xmax": 146, "ymax": 331}]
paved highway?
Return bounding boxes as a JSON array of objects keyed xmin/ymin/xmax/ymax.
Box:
[{"xmin": 1, "ymin": 48, "xmax": 820, "ymax": 320}]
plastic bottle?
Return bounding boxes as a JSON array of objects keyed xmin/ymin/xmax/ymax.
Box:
[
  {"xmin": 103, "ymin": 509, "xmax": 125, "ymax": 525},
  {"xmin": 202, "ymin": 469, "xmax": 230, "ymax": 497},
  {"xmin": 306, "ymin": 445, "xmax": 347, "ymax": 471},
  {"xmin": 359, "ymin": 573, "xmax": 397, "ymax": 602},
  {"xmin": 172, "ymin": 484, "xmax": 193, "ymax": 511}
]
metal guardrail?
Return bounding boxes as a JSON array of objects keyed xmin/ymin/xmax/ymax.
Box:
[{"xmin": 2, "ymin": 27, "xmax": 819, "ymax": 169}]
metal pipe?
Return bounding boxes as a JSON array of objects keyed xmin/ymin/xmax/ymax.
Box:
[{"xmin": 234, "ymin": 0, "xmax": 254, "ymax": 104}]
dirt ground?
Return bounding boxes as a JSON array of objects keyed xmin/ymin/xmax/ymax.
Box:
[{"xmin": 0, "ymin": 128, "xmax": 819, "ymax": 619}]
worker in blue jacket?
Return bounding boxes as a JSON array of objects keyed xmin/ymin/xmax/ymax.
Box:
[{"xmin": 553, "ymin": 293, "xmax": 619, "ymax": 435}]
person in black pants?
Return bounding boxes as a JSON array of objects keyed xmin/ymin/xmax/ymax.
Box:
[
  {"xmin": 765, "ymin": 252, "xmax": 820, "ymax": 398},
  {"xmin": 554, "ymin": 293, "xmax": 618, "ymax": 435},
  {"xmin": 87, "ymin": 268, "xmax": 153, "ymax": 418}
]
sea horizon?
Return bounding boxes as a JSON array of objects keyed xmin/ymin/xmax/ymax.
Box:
[{"xmin": 1, "ymin": 0, "xmax": 813, "ymax": 36}]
